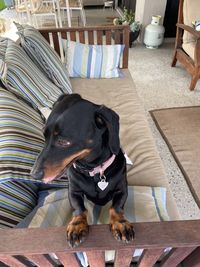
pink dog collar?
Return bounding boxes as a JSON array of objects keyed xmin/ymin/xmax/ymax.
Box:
[
  {"xmin": 88, "ymin": 154, "xmax": 116, "ymax": 177},
  {"xmin": 73, "ymin": 154, "xmax": 116, "ymax": 177}
]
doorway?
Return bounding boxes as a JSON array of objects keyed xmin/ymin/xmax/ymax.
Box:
[{"xmin": 163, "ymin": 0, "xmax": 179, "ymax": 37}]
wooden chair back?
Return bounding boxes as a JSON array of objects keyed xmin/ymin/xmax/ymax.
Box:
[
  {"xmin": 39, "ymin": 25, "xmax": 130, "ymax": 68},
  {"xmin": 172, "ymin": 0, "xmax": 200, "ymax": 90},
  {"xmin": 0, "ymin": 221, "xmax": 200, "ymax": 266}
]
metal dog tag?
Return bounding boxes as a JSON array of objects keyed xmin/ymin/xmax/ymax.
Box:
[{"xmin": 97, "ymin": 175, "xmax": 109, "ymax": 191}]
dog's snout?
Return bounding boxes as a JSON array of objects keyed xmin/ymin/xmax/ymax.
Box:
[{"xmin": 30, "ymin": 168, "xmax": 44, "ymax": 180}]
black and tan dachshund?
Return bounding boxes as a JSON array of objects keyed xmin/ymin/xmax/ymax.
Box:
[{"xmin": 31, "ymin": 93, "xmax": 134, "ymax": 248}]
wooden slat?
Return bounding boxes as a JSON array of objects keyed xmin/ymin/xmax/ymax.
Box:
[
  {"xmin": 0, "ymin": 221, "xmax": 200, "ymax": 255},
  {"xmin": 160, "ymin": 247, "xmax": 197, "ymax": 267},
  {"xmin": 122, "ymin": 26, "xmax": 130, "ymax": 68},
  {"xmin": 25, "ymin": 254, "xmax": 53, "ymax": 267},
  {"xmin": 105, "ymin": 30, "xmax": 112, "ymax": 45},
  {"xmin": 51, "ymin": 32, "xmax": 60, "ymax": 55},
  {"xmin": 56, "ymin": 252, "xmax": 80, "ymax": 267},
  {"xmin": 86, "ymin": 250, "xmax": 105, "ymax": 267},
  {"xmin": 182, "ymin": 247, "xmax": 200, "ymax": 267},
  {"xmin": 114, "ymin": 30, "xmax": 121, "ymax": 44},
  {"xmin": 0, "ymin": 256, "xmax": 27, "ymax": 267},
  {"xmin": 79, "ymin": 31, "xmax": 85, "ymax": 43},
  {"xmin": 97, "ymin": 30, "xmax": 103, "ymax": 45},
  {"xmin": 61, "ymin": 31, "xmax": 67, "ymax": 40},
  {"xmin": 41, "ymin": 32, "xmax": 50, "ymax": 43},
  {"xmin": 70, "ymin": 31, "xmax": 76, "ymax": 42},
  {"xmin": 114, "ymin": 249, "xmax": 134, "ymax": 267},
  {"xmin": 39, "ymin": 25, "xmax": 129, "ymax": 33},
  {"xmin": 88, "ymin": 31, "xmax": 94, "ymax": 45},
  {"xmin": 136, "ymin": 249, "xmax": 164, "ymax": 267}
]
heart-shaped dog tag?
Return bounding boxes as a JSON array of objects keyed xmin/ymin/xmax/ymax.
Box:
[{"xmin": 97, "ymin": 180, "xmax": 109, "ymax": 191}]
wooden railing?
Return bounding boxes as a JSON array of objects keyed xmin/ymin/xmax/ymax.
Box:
[{"xmin": 0, "ymin": 220, "xmax": 200, "ymax": 266}]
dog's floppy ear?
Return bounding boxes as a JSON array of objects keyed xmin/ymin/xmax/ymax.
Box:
[
  {"xmin": 54, "ymin": 93, "xmax": 82, "ymax": 108},
  {"xmin": 95, "ymin": 105, "xmax": 120, "ymax": 155}
]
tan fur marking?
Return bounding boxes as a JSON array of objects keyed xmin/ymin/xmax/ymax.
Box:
[{"xmin": 43, "ymin": 149, "xmax": 91, "ymax": 179}]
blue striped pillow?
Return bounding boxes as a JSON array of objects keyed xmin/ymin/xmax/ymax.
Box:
[
  {"xmin": 0, "ymin": 88, "xmax": 68, "ymax": 186},
  {"xmin": 15, "ymin": 23, "xmax": 72, "ymax": 94},
  {"xmin": 0, "ymin": 180, "xmax": 38, "ymax": 228},
  {"xmin": 0, "ymin": 37, "xmax": 66, "ymax": 111},
  {"xmin": 64, "ymin": 40, "xmax": 125, "ymax": 78}
]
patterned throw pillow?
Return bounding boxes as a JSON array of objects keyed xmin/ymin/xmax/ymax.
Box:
[
  {"xmin": 0, "ymin": 88, "xmax": 68, "ymax": 187},
  {"xmin": 63, "ymin": 40, "xmax": 125, "ymax": 78},
  {"xmin": 0, "ymin": 180, "xmax": 38, "ymax": 228},
  {"xmin": 0, "ymin": 37, "xmax": 66, "ymax": 111},
  {"xmin": 15, "ymin": 23, "xmax": 72, "ymax": 94}
]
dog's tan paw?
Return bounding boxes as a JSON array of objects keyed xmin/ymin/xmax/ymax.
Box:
[
  {"xmin": 109, "ymin": 208, "xmax": 134, "ymax": 243},
  {"xmin": 66, "ymin": 212, "xmax": 89, "ymax": 248},
  {"xmin": 110, "ymin": 219, "xmax": 134, "ymax": 243}
]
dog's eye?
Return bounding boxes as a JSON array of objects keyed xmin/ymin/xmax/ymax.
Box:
[{"xmin": 56, "ymin": 137, "xmax": 71, "ymax": 148}]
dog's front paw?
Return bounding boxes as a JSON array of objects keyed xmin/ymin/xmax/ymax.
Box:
[
  {"xmin": 66, "ymin": 212, "xmax": 89, "ymax": 248},
  {"xmin": 109, "ymin": 208, "xmax": 134, "ymax": 243},
  {"xmin": 110, "ymin": 219, "xmax": 134, "ymax": 243}
]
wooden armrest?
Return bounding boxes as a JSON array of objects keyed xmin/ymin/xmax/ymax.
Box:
[
  {"xmin": 0, "ymin": 220, "xmax": 200, "ymax": 255},
  {"xmin": 177, "ymin": 23, "xmax": 200, "ymax": 39}
]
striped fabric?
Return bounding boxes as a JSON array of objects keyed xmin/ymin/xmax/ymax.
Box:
[
  {"xmin": 0, "ymin": 37, "xmax": 66, "ymax": 110},
  {"xmin": 0, "ymin": 180, "xmax": 38, "ymax": 228},
  {"xmin": 64, "ymin": 40, "xmax": 125, "ymax": 78},
  {"xmin": 23, "ymin": 186, "xmax": 169, "ymax": 229},
  {"xmin": 0, "ymin": 87, "xmax": 68, "ymax": 186},
  {"xmin": 15, "ymin": 23, "xmax": 72, "ymax": 94},
  {"xmin": 86, "ymin": 186, "xmax": 169, "ymax": 224}
]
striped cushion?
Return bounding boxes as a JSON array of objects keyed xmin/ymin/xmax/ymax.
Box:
[
  {"xmin": 64, "ymin": 40, "xmax": 125, "ymax": 78},
  {"xmin": 86, "ymin": 186, "xmax": 169, "ymax": 224},
  {"xmin": 0, "ymin": 180, "xmax": 38, "ymax": 228},
  {"xmin": 0, "ymin": 37, "xmax": 67, "ymax": 110},
  {"xmin": 0, "ymin": 88, "xmax": 68, "ymax": 186},
  {"xmin": 23, "ymin": 186, "xmax": 169, "ymax": 228},
  {"xmin": 15, "ymin": 23, "xmax": 72, "ymax": 94}
]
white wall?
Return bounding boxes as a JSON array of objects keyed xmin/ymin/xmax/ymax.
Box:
[{"xmin": 135, "ymin": 0, "xmax": 167, "ymax": 41}]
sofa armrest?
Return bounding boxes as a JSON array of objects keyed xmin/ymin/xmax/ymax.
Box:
[{"xmin": 177, "ymin": 23, "xmax": 200, "ymax": 39}]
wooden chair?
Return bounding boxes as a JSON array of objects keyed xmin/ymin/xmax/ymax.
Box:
[
  {"xmin": 59, "ymin": 0, "xmax": 86, "ymax": 27},
  {"xmin": 172, "ymin": 0, "xmax": 200, "ymax": 90},
  {"xmin": 30, "ymin": 0, "xmax": 60, "ymax": 28},
  {"xmin": 15, "ymin": 0, "xmax": 32, "ymax": 24}
]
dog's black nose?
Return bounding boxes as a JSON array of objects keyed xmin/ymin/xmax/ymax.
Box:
[{"xmin": 30, "ymin": 168, "xmax": 44, "ymax": 180}]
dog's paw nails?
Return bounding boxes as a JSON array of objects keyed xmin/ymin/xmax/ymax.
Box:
[
  {"xmin": 110, "ymin": 220, "xmax": 134, "ymax": 243},
  {"xmin": 66, "ymin": 224, "xmax": 89, "ymax": 248}
]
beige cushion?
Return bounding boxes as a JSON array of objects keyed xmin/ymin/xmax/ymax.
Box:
[
  {"xmin": 71, "ymin": 70, "xmax": 180, "ymax": 220},
  {"xmin": 183, "ymin": 0, "xmax": 200, "ymax": 43},
  {"xmin": 182, "ymin": 41, "xmax": 196, "ymax": 59}
]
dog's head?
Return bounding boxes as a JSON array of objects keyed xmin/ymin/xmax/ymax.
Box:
[{"xmin": 31, "ymin": 94, "xmax": 120, "ymax": 183}]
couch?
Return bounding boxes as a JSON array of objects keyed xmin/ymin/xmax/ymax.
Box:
[{"xmin": 0, "ymin": 25, "xmax": 200, "ymax": 267}]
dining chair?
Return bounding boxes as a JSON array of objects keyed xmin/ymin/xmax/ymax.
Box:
[
  {"xmin": 59, "ymin": 0, "xmax": 86, "ymax": 27},
  {"xmin": 15, "ymin": 0, "xmax": 32, "ymax": 24},
  {"xmin": 30, "ymin": 0, "xmax": 60, "ymax": 28}
]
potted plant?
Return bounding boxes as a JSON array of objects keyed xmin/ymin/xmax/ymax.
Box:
[{"xmin": 113, "ymin": 8, "xmax": 141, "ymax": 47}]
